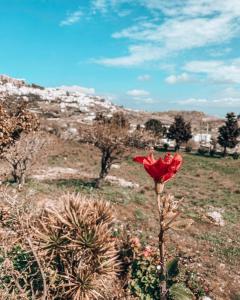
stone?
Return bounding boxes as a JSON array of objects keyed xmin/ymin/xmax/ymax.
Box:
[{"xmin": 207, "ymin": 211, "xmax": 225, "ymax": 226}]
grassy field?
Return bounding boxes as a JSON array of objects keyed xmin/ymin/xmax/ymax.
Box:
[{"xmin": 2, "ymin": 140, "xmax": 240, "ymax": 299}]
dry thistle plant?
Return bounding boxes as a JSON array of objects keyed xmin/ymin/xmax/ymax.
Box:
[
  {"xmin": 133, "ymin": 148, "xmax": 193, "ymax": 299},
  {"xmin": 30, "ymin": 193, "xmax": 120, "ymax": 299}
]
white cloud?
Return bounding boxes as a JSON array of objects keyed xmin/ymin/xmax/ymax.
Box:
[
  {"xmin": 60, "ymin": 10, "xmax": 83, "ymax": 26},
  {"xmin": 92, "ymin": 0, "xmax": 108, "ymax": 13},
  {"xmin": 95, "ymin": 44, "xmax": 164, "ymax": 66},
  {"xmin": 177, "ymin": 97, "xmax": 240, "ymax": 108},
  {"xmin": 137, "ymin": 74, "xmax": 151, "ymax": 81},
  {"xmin": 212, "ymin": 98, "xmax": 240, "ymax": 107},
  {"xmin": 165, "ymin": 73, "xmax": 191, "ymax": 84},
  {"xmin": 133, "ymin": 97, "xmax": 155, "ymax": 104},
  {"xmin": 208, "ymin": 47, "xmax": 232, "ymax": 57},
  {"xmin": 91, "ymin": 0, "xmax": 133, "ymax": 14},
  {"xmin": 184, "ymin": 59, "xmax": 240, "ymax": 83},
  {"xmin": 94, "ymin": 0, "xmax": 240, "ymax": 67},
  {"xmin": 127, "ymin": 89, "xmax": 150, "ymax": 97},
  {"xmin": 178, "ymin": 98, "xmax": 208, "ymax": 105},
  {"xmin": 220, "ymin": 87, "xmax": 240, "ymax": 98},
  {"xmin": 59, "ymin": 85, "xmax": 95, "ymax": 94},
  {"xmin": 141, "ymin": 0, "xmax": 240, "ymax": 18}
]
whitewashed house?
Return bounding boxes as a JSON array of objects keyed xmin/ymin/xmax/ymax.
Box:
[{"xmin": 193, "ymin": 133, "xmax": 212, "ymax": 144}]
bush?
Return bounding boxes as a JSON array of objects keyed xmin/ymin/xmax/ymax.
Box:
[
  {"xmin": 197, "ymin": 147, "xmax": 208, "ymax": 156},
  {"xmin": 126, "ymin": 237, "xmax": 202, "ymax": 300},
  {"xmin": 163, "ymin": 143, "xmax": 169, "ymax": 151},
  {"xmin": 0, "ymin": 193, "xmax": 121, "ymax": 299},
  {"xmin": 31, "ymin": 194, "xmax": 120, "ymax": 299},
  {"xmin": 185, "ymin": 145, "xmax": 192, "ymax": 153},
  {"xmin": 209, "ymin": 149, "xmax": 216, "ymax": 157},
  {"xmin": 232, "ymin": 152, "xmax": 239, "ymax": 160}
]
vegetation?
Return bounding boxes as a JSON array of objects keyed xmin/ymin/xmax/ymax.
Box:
[
  {"xmin": 167, "ymin": 116, "xmax": 192, "ymax": 151},
  {"xmin": 4, "ymin": 132, "xmax": 47, "ymax": 186},
  {"xmin": 145, "ymin": 118, "xmax": 166, "ymax": 138},
  {"xmin": 218, "ymin": 112, "xmax": 240, "ymax": 156},
  {"xmin": 78, "ymin": 112, "xmax": 142, "ymax": 187},
  {"xmin": 0, "ymin": 106, "xmax": 239, "ymax": 299},
  {"xmin": 0, "ymin": 101, "xmax": 39, "ymax": 153}
]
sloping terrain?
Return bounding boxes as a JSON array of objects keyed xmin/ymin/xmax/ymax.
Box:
[
  {"xmin": 0, "ymin": 74, "xmax": 223, "ymax": 135},
  {"xmin": 1, "ymin": 138, "xmax": 239, "ymax": 299}
]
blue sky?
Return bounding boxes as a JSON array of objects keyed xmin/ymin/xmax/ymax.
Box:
[{"xmin": 1, "ymin": 0, "xmax": 240, "ymax": 116}]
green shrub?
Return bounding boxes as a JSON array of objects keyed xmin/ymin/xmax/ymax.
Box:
[
  {"xmin": 163, "ymin": 143, "xmax": 169, "ymax": 151},
  {"xmin": 232, "ymin": 152, "xmax": 239, "ymax": 160},
  {"xmin": 209, "ymin": 149, "xmax": 216, "ymax": 157},
  {"xmin": 197, "ymin": 147, "xmax": 208, "ymax": 156},
  {"xmin": 127, "ymin": 238, "xmax": 202, "ymax": 300},
  {"xmin": 185, "ymin": 145, "xmax": 192, "ymax": 153}
]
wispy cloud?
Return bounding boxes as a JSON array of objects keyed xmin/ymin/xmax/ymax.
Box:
[
  {"xmin": 60, "ymin": 10, "xmax": 83, "ymax": 26},
  {"xmin": 137, "ymin": 74, "xmax": 151, "ymax": 81},
  {"xmin": 165, "ymin": 73, "xmax": 192, "ymax": 84},
  {"xmin": 177, "ymin": 97, "xmax": 240, "ymax": 108},
  {"xmin": 132, "ymin": 97, "xmax": 155, "ymax": 104},
  {"xmin": 178, "ymin": 98, "xmax": 208, "ymax": 105},
  {"xmin": 94, "ymin": 0, "xmax": 240, "ymax": 67},
  {"xmin": 184, "ymin": 59, "xmax": 240, "ymax": 84},
  {"xmin": 127, "ymin": 89, "xmax": 150, "ymax": 97},
  {"xmin": 91, "ymin": 0, "xmax": 108, "ymax": 13}
]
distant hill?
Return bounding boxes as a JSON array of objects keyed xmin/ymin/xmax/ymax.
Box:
[{"xmin": 0, "ymin": 74, "xmax": 224, "ymax": 136}]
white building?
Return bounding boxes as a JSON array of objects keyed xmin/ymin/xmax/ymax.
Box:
[{"xmin": 193, "ymin": 133, "xmax": 212, "ymax": 143}]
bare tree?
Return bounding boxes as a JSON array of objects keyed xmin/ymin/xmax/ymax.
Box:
[
  {"xmin": 4, "ymin": 132, "xmax": 47, "ymax": 187},
  {"xmin": 0, "ymin": 101, "xmax": 39, "ymax": 153},
  {"xmin": 79, "ymin": 112, "xmax": 141, "ymax": 187}
]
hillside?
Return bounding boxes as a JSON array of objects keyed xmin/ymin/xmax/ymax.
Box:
[
  {"xmin": 0, "ymin": 74, "xmax": 223, "ymax": 135},
  {"xmin": 0, "ymin": 74, "xmax": 238, "ymax": 299}
]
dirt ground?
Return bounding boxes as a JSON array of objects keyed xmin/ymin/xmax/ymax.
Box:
[{"xmin": 0, "ymin": 138, "xmax": 239, "ymax": 300}]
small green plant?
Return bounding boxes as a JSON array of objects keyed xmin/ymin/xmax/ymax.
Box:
[
  {"xmin": 163, "ymin": 143, "xmax": 169, "ymax": 151},
  {"xmin": 209, "ymin": 149, "xmax": 216, "ymax": 157},
  {"xmin": 232, "ymin": 152, "xmax": 239, "ymax": 160},
  {"xmin": 185, "ymin": 145, "xmax": 192, "ymax": 153},
  {"xmin": 0, "ymin": 244, "xmax": 41, "ymax": 296},
  {"xmin": 127, "ymin": 238, "xmax": 198, "ymax": 300},
  {"xmin": 197, "ymin": 147, "xmax": 208, "ymax": 156}
]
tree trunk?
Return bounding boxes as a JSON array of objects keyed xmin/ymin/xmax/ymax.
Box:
[
  {"xmin": 175, "ymin": 143, "xmax": 180, "ymax": 152},
  {"xmin": 95, "ymin": 150, "xmax": 111, "ymax": 188},
  {"xmin": 19, "ymin": 172, "xmax": 26, "ymax": 186},
  {"xmin": 223, "ymin": 146, "xmax": 227, "ymax": 157},
  {"xmin": 12, "ymin": 166, "xmax": 19, "ymax": 183}
]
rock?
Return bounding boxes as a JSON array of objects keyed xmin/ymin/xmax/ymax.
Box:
[
  {"xmin": 206, "ymin": 210, "xmax": 225, "ymax": 226},
  {"xmin": 32, "ymin": 167, "xmax": 80, "ymax": 181},
  {"xmin": 106, "ymin": 175, "xmax": 139, "ymax": 189},
  {"xmin": 111, "ymin": 164, "xmax": 120, "ymax": 169}
]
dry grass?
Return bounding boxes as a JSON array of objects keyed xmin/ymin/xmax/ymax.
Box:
[{"xmin": 1, "ymin": 140, "xmax": 240, "ymax": 299}]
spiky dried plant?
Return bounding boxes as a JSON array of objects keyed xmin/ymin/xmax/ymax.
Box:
[{"xmin": 31, "ymin": 194, "xmax": 120, "ymax": 299}]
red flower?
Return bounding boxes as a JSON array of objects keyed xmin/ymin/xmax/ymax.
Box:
[{"xmin": 133, "ymin": 152, "xmax": 182, "ymax": 183}]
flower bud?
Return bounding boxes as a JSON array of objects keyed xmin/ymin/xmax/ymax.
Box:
[{"xmin": 155, "ymin": 182, "xmax": 164, "ymax": 194}]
